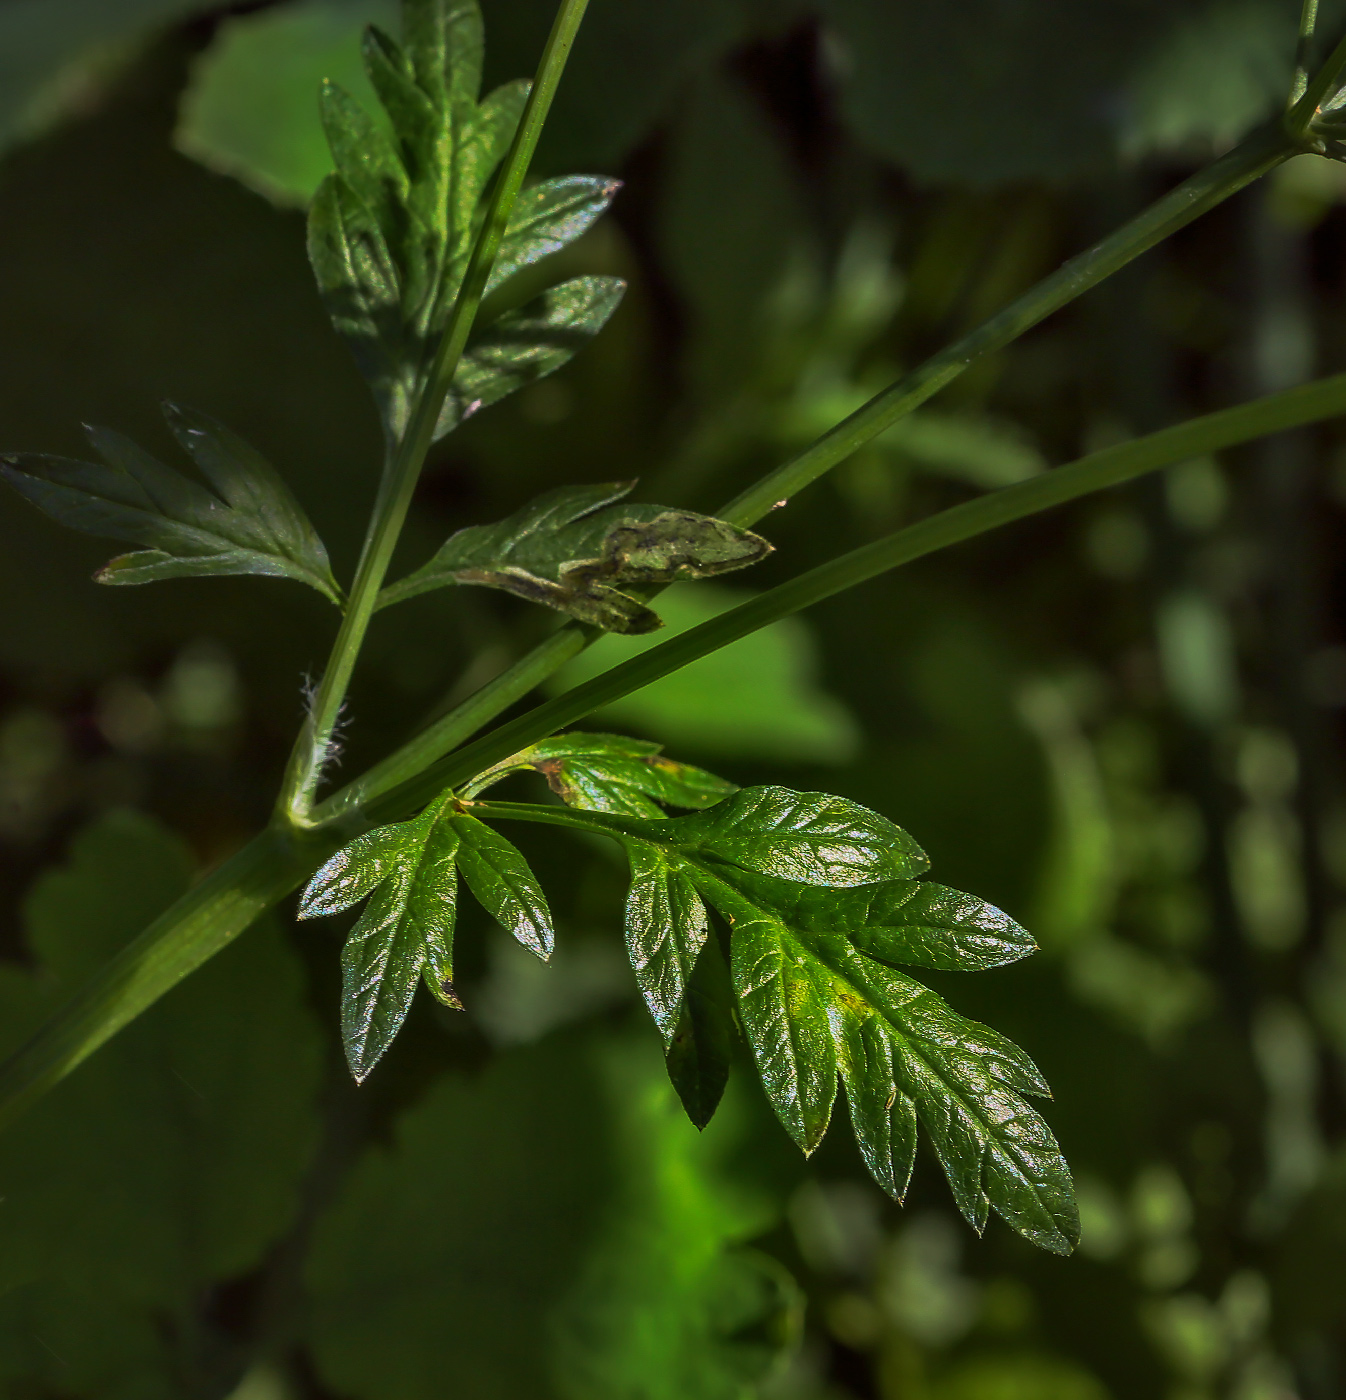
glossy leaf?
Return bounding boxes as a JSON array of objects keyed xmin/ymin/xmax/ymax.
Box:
[
  {"xmin": 306, "ymin": 0, "xmax": 624, "ymax": 444},
  {"xmin": 694, "ymin": 869, "xmax": 1077, "ymax": 1253},
  {"xmin": 463, "ymin": 784, "xmax": 1073, "ymax": 1250},
  {"xmin": 486, "ymin": 174, "xmax": 623, "ymax": 295},
  {"xmin": 299, "ymin": 796, "xmax": 462, "ymax": 1082},
  {"xmin": 622, "ymin": 839, "xmax": 710, "ymax": 1043},
  {"xmin": 717, "ymin": 871, "xmax": 1037, "ymax": 972},
  {"xmin": 0, "ymin": 405, "xmax": 341, "ymax": 604},
  {"xmin": 660, "ymin": 786, "xmax": 929, "ymax": 886},
  {"xmin": 378, "ymin": 479, "xmax": 772, "ymax": 631},
  {"xmin": 450, "ymin": 812, "xmax": 553, "ymax": 958},
  {"xmin": 464, "ymin": 729, "xmax": 736, "ymax": 818}
]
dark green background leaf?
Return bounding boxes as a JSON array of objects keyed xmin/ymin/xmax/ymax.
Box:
[{"xmin": 0, "ymin": 814, "xmax": 322, "ymax": 1395}]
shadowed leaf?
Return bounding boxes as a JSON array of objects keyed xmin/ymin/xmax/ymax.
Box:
[
  {"xmin": 379, "ymin": 479, "xmax": 771, "ymax": 631},
  {"xmin": 0, "ymin": 405, "xmax": 340, "ymax": 604}
]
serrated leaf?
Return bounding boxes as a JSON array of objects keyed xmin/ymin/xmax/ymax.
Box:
[
  {"xmin": 472, "ymin": 782, "xmax": 1071, "ymax": 1248},
  {"xmin": 450, "ymin": 812, "xmax": 553, "ymax": 958},
  {"xmin": 432, "ymin": 275, "xmax": 627, "ymax": 439},
  {"xmin": 303, "ymin": 0, "xmax": 624, "ymax": 446},
  {"xmin": 622, "ymin": 840, "xmax": 709, "ymax": 1042},
  {"xmin": 693, "ymin": 870, "xmax": 1076, "ymax": 1252},
  {"xmin": 662, "ymin": 786, "xmax": 929, "ymax": 886},
  {"xmin": 0, "ymin": 405, "xmax": 340, "ymax": 604},
  {"xmin": 299, "ymin": 796, "xmax": 462, "ymax": 1082},
  {"xmin": 711, "ymin": 870, "xmax": 1036, "ymax": 972},
  {"xmin": 379, "ymin": 478, "xmax": 771, "ymax": 631},
  {"xmin": 718, "ymin": 890, "xmax": 838, "ymax": 1155},
  {"xmin": 665, "ymin": 924, "xmax": 734, "ymax": 1130},
  {"xmin": 464, "ymin": 729, "xmax": 736, "ymax": 818}
]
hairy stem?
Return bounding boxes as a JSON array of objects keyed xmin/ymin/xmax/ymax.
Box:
[
  {"xmin": 7, "ymin": 373, "xmax": 1346, "ymax": 1124},
  {"xmin": 321, "ymin": 122, "xmax": 1295, "ymax": 822},
  {"xmin": 276, "ymin": 0, "xmax": 592, "ymax": 823}
]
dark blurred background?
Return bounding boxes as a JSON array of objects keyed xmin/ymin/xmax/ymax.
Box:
[{"xmin": 0, "ymin": 1, "xmax": 1345, "ymax": 1396}]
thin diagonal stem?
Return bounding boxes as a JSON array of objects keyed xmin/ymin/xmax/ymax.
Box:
[
  {"xmin": 357, "ymin": 370, "xmax": 1346, "ymax": 827},
  {"xmin": 315, "ymin": 119, "xmax": 1294, "ymax": 825},
  {"xmin": 7, "ymin": 371, "xmax": 1346, "ymax": 1126},
  {"xmin": 276, "ymin": 0, "xmax": 591, "ymax": 823}
]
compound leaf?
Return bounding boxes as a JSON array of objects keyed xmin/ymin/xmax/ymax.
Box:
[
  {"xmin": 694, "ymin": 868, "xmax": 1076, "ymax": 1253},
  {"xmin": 299, "ymin": 796, "xmax": 462, "ymax": 1082},
  {"xmin": 307, "ymin": 0, "xmax": 623, "ymax": 446},
  {"xmin": 463, "ymin": 782, "xmax": 1073, "ymax": 1249},
  {"xmin": 0, "ymin": 405, "xmax": 340, "ymax": 604},
  {"xmin": 450, "ymin": 812, "xmax": 553, "ymax": 959},
  {"xmin": 379, "ymin": 479, "xmax": 771, "ymax": 632},
  {"xmin": 432, "ymin": 275, "xmax": 627, "ymax": 439}
]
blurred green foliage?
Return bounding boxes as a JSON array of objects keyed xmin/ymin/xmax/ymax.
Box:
[{"xmin": 0, "ymin": 0, "xmax": 1344, "ymax": 1396}]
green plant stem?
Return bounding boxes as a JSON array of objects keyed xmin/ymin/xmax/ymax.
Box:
[
  {"xmin": 1288, "ymin": 27, "xmax": 1346, "ymax": 137},
  {"xmin": 359, "ymin": 370, "xmax": 1346, "ymax": 825},
  {"xmin": 317, "ymin": 122, "xmax": 1294, "ymax": 823},
  {"xmin": 0, "ymin": 823, "xmax": 338, "ymax": 1131},
  {"xmin": 8, "ymin": 372, "xmax": 1346, "ymax": 1125},
  {"xmin": 275, "ymin": 0, "xmax": 592, "ymax": 823},
  {"xmin": 1292, "ymin": 0, "xmax": 1321, "ymax": 105}
]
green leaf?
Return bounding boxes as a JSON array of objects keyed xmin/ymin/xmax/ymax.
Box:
[
  {"xmin": 465, "ymin": 729, "xmax": 737, "ymax": 818},
  {"xmin": 402, "ymin": 0, "xmax": 484, "ymax": 114},
  {"xmin": 695, "ymin": 870, "xmax": 1076, "ymax": 1253},
  {"xmin": 289, "ymin": 0, "xmax": 624, "ymax": 444},
  {"xmin": 174, "ymin": 0, "xmax": 400, "ymax": 207},
  {"xmin": 451, "ymin": 77, "xmax": 529, "ymax": 259},
  {"xmin": 466, "ymin": 786, "xmax": 1072, "ymax": 1249},
  {"xmin": 299, "ymin": 796, "xmax": 462, "ymax": 1082},
  {"xmin": 0, "ymin": 812, "xmax": 322, "ymax": 1395},
  {"xmin": 379, "ymin": 479, "xmax": 771, "ymax": 631},
  {"xmin": 450, "ymin": 811, "xmax": 553, "ymax": 958},
  {"xmin": 623, "ymin": 839, "xmax": 710, "ymax": 1043},
  {"xmin": 0, "ymin": 404, "xmax": 341, "ymax": 603},
  {"xmin": 308, "ymin": 169, "xmax": 416, "ymax": 438},
  {"xmin": 714, "ymin": 871, "xmax": 1037, "ymax": 973},
  {"xmin": 306, "ymin": 1028, "xmax": 797, "ymax": 1400},
  {"xmin": 660, "ymin": 785, "xmax": 929, "ymax": 887},
  {"xmin": 432, "ymin": 274, "xmax": 627, "ymax": 439},
  {"xmin": 664, "ymin": 925, "xmax": 734, "ymax": 1131},
  {"xmin": 486, "ymin": 174, "xmax": 623, "ymax": 295}
]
